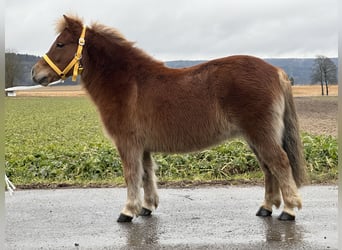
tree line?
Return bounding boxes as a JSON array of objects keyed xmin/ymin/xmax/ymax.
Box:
[
  {"xmin": 5, "ymin": 51, "xmax": 42, "ymax": 88},
  {"xmin": 5, "ymin": 51, "xmax": 23, "ymax": 88}
]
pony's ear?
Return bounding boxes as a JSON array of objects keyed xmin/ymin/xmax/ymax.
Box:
[
  {"xmin": 63, "ymin": 14, "xmax": 69, "ymax": 21},
  {"xmin": 63, "ymin": 15, "xmax": 75, "ymax": 28},
  {"xmin": 62, "ymin": 14, "xmax": 82, "ymax": 31},
  {"xmin": 55, "ymin": 14, "xmax": 82, "ymax": 34}
]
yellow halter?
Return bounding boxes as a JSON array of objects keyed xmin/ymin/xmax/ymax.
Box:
[{"xmin": 43, "ymin": 25, "xmax": 86, "ymax": 82}]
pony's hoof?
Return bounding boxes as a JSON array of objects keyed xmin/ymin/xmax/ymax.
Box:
[
  {"xmin": 140, "ymin": 207, "xmax": 152, "ymax": 216},
  {"xmin": 117, "ymin": 213, "xmax": 133, "ymax": 223},
  {"xmin": 256, "ymin": 207, "xmax": 272, "ymax": 217},
  {"xmin": 278, "ymin": 211, "xmax": 295, "ymax": 221}
]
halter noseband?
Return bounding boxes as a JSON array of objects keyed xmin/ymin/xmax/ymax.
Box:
[{"xmin": 43, "ymin": 25, "xmax": 86, "ymax": 82}]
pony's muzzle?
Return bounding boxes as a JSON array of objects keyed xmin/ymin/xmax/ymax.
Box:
[{"xmin": 31, "ymin": 63, "xmax": 58, "ymax": 86}]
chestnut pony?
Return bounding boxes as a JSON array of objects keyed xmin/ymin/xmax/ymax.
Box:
[{"xmin": 32, "ymin": 15, "xmax": 306, "ymax": 222}]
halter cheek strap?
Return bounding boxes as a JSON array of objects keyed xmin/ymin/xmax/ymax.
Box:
[{"xmin": 43, "ymin": 25, "xmax": 86, "ymax": 82}]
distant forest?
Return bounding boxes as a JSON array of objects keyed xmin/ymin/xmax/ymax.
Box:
[{"xmin": 8, "ymin": 53, "xmax": 338, "ymax": 86}]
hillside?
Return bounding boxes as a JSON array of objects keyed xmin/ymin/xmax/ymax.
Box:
[{"xmin": 8, "ymin": 53, "xmax": 338, "ymax": 86}]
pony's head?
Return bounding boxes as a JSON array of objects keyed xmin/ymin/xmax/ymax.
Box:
[{"xmin": 32, "ymin": 15, "xmax": 85, "ymax": 85}]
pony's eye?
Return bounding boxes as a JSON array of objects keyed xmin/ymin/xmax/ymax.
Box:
[{"xmin": 56, "ymin": 43, "xmax": 64, "ymax": 48}]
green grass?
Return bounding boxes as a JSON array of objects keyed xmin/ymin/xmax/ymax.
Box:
[{"xmin": 5, "ymin": 97, "xmax": 338, "ymax": 187}]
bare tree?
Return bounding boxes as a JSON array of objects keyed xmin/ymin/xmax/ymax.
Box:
[
  {"xmin": 289, "ymin": 76, "xmax": 295, "ymax": 86},
  {"xmin": 311, "ymin": 55, "xmax": 337, "ymax": 96},
  {"xmin": 5, "ymin": 50, "xmax": 22, "ymax": 88}
]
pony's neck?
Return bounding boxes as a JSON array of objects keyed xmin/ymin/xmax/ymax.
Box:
[
  {"xmin": 79, "ymin": 28, "xmax": 164, "ymax": 103},
  {"xmin": 81, "ymin": 30, "xmax": 163, "ymax": 85}
]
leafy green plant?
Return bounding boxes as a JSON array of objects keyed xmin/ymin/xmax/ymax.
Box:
[{"xmin": 302, "ymin": 133, "xmax": 338, "ymax": 182}]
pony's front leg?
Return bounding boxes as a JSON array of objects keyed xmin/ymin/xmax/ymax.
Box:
[{"xmin": 117, "ymin": 147, "xmax": 144, "ymax": 223}]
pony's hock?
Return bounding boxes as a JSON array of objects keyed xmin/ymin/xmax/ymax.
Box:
[{"xmin": 32, "ymin": 15, "xmax": 306, "ymax": 223}]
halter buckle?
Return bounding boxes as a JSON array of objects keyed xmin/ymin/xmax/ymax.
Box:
[{"xmin": 79, "ymin": 37, "xmax": 85, "ymax": 46}]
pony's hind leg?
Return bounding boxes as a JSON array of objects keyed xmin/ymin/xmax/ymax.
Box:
[
  {"xmin": 256, "ymin": 163, "xmax": 281, "ymax": 217},
  {"xmin": 117, "ymin": 146, "xmax": 144, "ymax": 222},
  {"xmin": 140, "ymin": 151, "xmax": 159, "ymax": 216},
  {"xmin": 250, "ymin": 146, "xmax": 281, "ymax": 217},
  {"xmin": 256, "ymin": 142, "xmax": 302, "ymax": 221}
]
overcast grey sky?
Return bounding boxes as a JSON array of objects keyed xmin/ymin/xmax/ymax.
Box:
[{"xmin": 5, "ymin": 0, "xmax": 338, "ymax": 61}]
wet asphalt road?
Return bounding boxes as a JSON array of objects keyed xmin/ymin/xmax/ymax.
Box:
[{"xmin": 5, "ymin": 185, "xmax": 337, "ymax": 249}]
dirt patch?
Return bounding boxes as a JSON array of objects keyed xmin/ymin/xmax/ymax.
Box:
[{"xmin": 294, "ymin": 96, "xmax": 337, "ymax": 137}]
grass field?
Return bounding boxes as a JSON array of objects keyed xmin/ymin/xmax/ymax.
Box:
[{"xmin": 5, "ymin": 96, "xmax": 337, "ymax": 187}]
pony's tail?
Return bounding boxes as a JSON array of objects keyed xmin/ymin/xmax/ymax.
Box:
[{"xmin": 279, "ymin": 70, "xmax": 307, "ymax": 188}]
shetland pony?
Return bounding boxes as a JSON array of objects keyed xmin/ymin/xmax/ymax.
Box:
[{"xmin": 32, "ymin": 15, "xmax": 306, "ymax": 222}]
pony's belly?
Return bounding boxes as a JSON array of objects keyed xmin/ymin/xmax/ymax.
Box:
[{"xmin": 146, "ymin": 128, "xmax": 238, "ymax": 153}]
